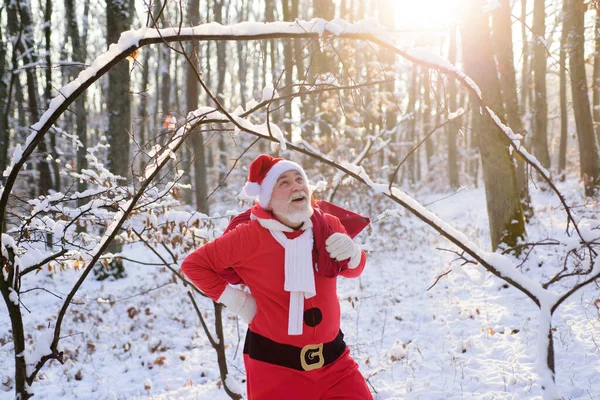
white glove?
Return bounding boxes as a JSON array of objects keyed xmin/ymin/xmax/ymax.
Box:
[
  {"xmin": 325, "ymin": 233, "xmax": 362, "ymax": 269},
  {"xmin": 217, "ymin": 286, "xmax": 257, "ymax": 324}
]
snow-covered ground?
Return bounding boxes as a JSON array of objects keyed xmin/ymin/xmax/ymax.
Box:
[{"xmin": 1, "ymin": 182, "xmax": 599, "ymax": 399}]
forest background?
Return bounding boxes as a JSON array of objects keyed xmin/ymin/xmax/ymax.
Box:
[{"xmin": 1, "ymin": 0, "xmax": 600, "ymax": 399}]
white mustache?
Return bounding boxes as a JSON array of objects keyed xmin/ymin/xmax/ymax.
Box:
[{"xmin": 287, "ymin": 192, "xmax": 308, "ymax": 203}]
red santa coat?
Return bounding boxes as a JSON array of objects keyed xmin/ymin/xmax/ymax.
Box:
[
  {"xmin": 181, "ymin": 210, "xmax": 366, "ymax": 348},
  {"xmin": 182, "ymin": 208, "xmax": 372, "ymax": 399}
]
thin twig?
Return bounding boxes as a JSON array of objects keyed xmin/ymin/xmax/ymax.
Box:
[
  {"xmin": 109, "ymin": 282, "xmax": 174, "ymax": 304},
  {"xmin": 19, "ymin": 287, "xmax": 63, "ymax": 299},
  {"xmin": 427, "ymin": 269, "xmax": 453, "ymax": 291}
]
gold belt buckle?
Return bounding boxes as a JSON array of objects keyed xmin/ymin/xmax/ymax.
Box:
[{"xmin": 300, "ymin": 343, "xmax": 324, "ymax": 371}]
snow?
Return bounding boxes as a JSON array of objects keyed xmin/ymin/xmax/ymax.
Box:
[
  {"xmin": 404, "ymin": 47, "xmax": 483, "ymax": 99},
  {"xmin": 8, "ymin": 288, "xmax": 19, "ymax": 305},
  {"xmin": 482, "ymin": 252, "xmax": 552, "ymax": 303},
  {"xmin": 2, "ymin": 144, "xmax": 23, "ymax": 178},
  {"xmin": 25, "ymin": 330, "xmax": 55, "ymax": 377},
  {"xmin": 224, "ymin": 374, "xmax": 242, "ymax": 395},
  {"xmin": 260, "ymin": 85, "xmax": 278, "ymax": 103},
  {"xmin": 1, "ymin": 181, "xmax": 598, "ymax": 399},
  {"xmin": 448, "ymin": 108, "xmax": 465, "ymax": 119},
  {"xmin": 3, "ymin": 16, "xmax": 599, "ymax": 400},
  {"xmin": 229, "ymin": 114, "xmax": 287, "ymax": 150}
]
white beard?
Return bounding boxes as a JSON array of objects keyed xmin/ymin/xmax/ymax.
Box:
[
  {"xmin": 284, "ymin": 203, "xmax": 312, "ymax": 224},
  {"xmin": 273, "ymin": 192, "xmax": 313, "ymax": 225}
]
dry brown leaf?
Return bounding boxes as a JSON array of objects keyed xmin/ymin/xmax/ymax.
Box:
[{"xmin": 126, "ymin": 49, "xmax": 140, "ymax": 62}]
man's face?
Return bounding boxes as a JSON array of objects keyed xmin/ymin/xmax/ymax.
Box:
[{"xmin": 268, "ymin": 170, "xmax": 311, "ymax": 225}]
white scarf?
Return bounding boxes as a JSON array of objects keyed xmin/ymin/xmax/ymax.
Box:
[{"xmin": 270, "ymin": 229, "xmax": 315, "ymax": 335}]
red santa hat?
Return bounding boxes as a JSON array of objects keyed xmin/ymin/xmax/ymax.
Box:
[{"xmin": 243, "ymin": 154, "xmax": 309, "ymax": 207}]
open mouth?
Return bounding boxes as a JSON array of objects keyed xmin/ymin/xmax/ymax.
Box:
[{"xmin": 289, "ymin": 194, "xmax": 307, "ymax": 203}]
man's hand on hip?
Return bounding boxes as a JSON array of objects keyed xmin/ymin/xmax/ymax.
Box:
[
  {"xmin": 218, "ymin": 285, "xmax": 257, "ymax": 324},
  {"xmin": 325, "ymin": 233, "xmax": 362, "ymax": 269}
]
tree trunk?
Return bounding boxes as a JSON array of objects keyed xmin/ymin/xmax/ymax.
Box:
[
  {"xmin": 213, "ymin": 301, "xmax": 242, "ymax": 400},
  {"xmin": 281, "ymin": 0, "xmax": 294, "ymax": 135},
  {"xmin": 236, "ymin": 0, "xmax": 249, "ymax": 109},
  {"xmin": 0, "ymin": 248, "xmax": 32, "ymax": 399},
  {"xmin": 558, "ymin": 0, "xmax": 569, "ymax": 178},
  {"xmin": 205, "ymin": 0, "xmax": 216, "ymax": 166},
  {"xmin": 461, "ymin": 0, "xmax": 526, "ymax": 250},
  {"xmin": 492, "ymin": 0, "xmax": 521, "ymax": 128},
  {"xmin": 566, "ymin": 0, "xmax": 600, "ymax": 196},
  {"xmin": 44, "ymin": 0, "xmax": 61, "ymax": 192},
  {"xmin": 106, "ymin": 0, "xmax": 134, "ymax": 179},
  {"xmin": 492, "ymin": 0, "xmax": 532, "ymax": 218},
  {"xmin": 422, "ymin": 69, "xmax": 433, "ymax": 166},
  {"xmin": 0, "ymin": 11, "xmax": 9, "ymax": 180},
  {"xmin": 532, "ymin": 0, "xmax": 551, "ymax": 169},
  {"xmin": 409, "ymin": 67, "xmax": 418, "ymax": 185},
  {"xmin": 292, "ymin": 0, "xmax": 305, "ymax": 80},
  {"xmin": 187, "ymin": 0, "xmax": 209, "ymax": 214},
  {"xmin": 9, "ymin": 0, "xmax": 53, "ymax": 195},
  {"xmin": 173, "ymin": 56, "xmax": 180, "ymax": 113},
  {"xmin": 160, "ymin": 45, "xmax": 171, "ymax": 128},
  {"xmin": 214, "ymin": 0, "xmax": 228, "ymax": 182},
  {"xmin": 593, "ymin": 8, "xmax": 600, "ymax": 144},
  {"xmin": 14, "ymin": 77, "xmax": 27, "ymax": 131},
  {"xmin": 379, "ymin": 0, "xmax": 398, "ymax": 148},
  {"xmin": 520, "ymin": 0, "xmax": 531, "ymax": 131},
  {"xmin": 65, "ymin": 0, "xmax": 88, "ymax": 196},
  {"xmin": 447, "ymin": 25, "xmax": 460, "ymax": 189},
  {"xmin": 266, "ymin": 0, "xmax": 278, "ymax": 88},
  {"xmin": 138, "ymin": 51, "xmax": 150, "ymax": 168},
  {"xmin": 312, "ymin": 0, "xmax": 336, "ymax": 141}
]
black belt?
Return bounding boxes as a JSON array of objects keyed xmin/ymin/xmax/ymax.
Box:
[{"xmin": 243, "ymin": 329, "xmax": 346, "ymax": 371}]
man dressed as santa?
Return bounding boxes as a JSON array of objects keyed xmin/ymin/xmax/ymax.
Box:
[{"xmin": 182, "ymin": 154, "xmax": 373, "ymax": 399}]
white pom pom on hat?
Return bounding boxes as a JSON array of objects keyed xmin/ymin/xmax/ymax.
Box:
[
  {"xmin": 242, "ymin": 181, "xmax": 261, "ymax": 197},
  {"xmin": 242, "ymin": 154, "xmax": 309, "ymax": 207}
]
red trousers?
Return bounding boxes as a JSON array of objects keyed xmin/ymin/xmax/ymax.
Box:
[{"xmin": 244, "ymin": 348, "xmax": 373, "ymax": 400}]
